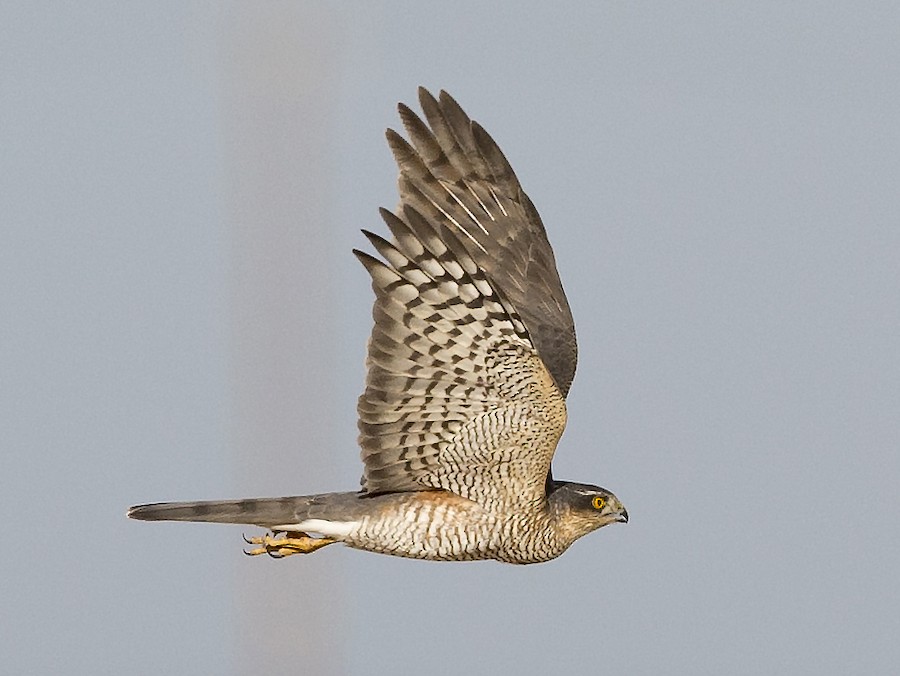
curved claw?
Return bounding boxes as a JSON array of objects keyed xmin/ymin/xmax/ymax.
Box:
[{"xmin": 242, "ymin": 532, "xmax": 272, "ymax": 556}]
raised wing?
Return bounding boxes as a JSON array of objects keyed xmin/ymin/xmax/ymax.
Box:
[{"xmin": 355, "ymin": 89, "xmax": 575, "ymax": 503}]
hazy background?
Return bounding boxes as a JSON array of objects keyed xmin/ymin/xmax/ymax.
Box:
[{"xmin": 3, "ymin": 3, "xmax": 899, "ymax": 674}]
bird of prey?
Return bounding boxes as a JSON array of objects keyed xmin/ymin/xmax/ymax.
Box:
[{"xmin": 128, "ymin": 88, "xmax": 628, "ymax": 564}]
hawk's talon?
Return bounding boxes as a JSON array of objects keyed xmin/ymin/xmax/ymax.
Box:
[{"xmin": 241, "ymin": 531, "xmax": 337, "ymax": 558}]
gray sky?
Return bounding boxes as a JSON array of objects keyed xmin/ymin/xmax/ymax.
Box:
[{"xmin": 3, "ymin": 2, "xmax": 899, "ymax": 674}]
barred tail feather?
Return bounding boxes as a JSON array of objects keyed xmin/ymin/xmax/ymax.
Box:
[{"xmin": 127, "ymin": 492, "xmax": 363, "ymax": 529}]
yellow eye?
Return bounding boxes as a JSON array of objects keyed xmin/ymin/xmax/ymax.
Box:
[{"xmin": 592, "ymin": 496, "xmax": 606, "ymax": 510}]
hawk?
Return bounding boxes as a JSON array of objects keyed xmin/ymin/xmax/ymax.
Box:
[{"xmin": 128, "ymin": 88, "xmax": 628, "ymax": 564}]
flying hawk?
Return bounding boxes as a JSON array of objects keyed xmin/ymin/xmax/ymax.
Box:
[{"xmin": 128, "ymin": 88, "xmax": 628, "ymax": 564}]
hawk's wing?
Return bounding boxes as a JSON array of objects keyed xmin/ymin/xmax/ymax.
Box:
[{"xmin": 356, "ymin": 89, "xmax": 576, "ymax": 503}]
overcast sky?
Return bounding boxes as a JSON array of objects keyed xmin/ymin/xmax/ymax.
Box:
[{"xmin": 3, "ymin": 3, "xmax": 899, "ymax": 674}]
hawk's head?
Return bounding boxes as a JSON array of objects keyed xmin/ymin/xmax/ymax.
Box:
[{"xmin": 547, "ymin": 481, "xmax": 628, "ymax": 543}]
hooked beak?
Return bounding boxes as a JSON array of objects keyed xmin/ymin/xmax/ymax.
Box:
[{"xmin": 616, "ymin": 508, "xmax": 629, "ymax": 524}]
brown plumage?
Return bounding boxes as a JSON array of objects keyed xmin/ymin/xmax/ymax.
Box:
[{"xmin": 128, "ymin": 88, "xmax": 628, "ymax": 564}]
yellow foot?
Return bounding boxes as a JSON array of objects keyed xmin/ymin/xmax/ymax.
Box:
[{"xmin": 243, "ymin": 531, "xmax": 336, "ymax": 558}]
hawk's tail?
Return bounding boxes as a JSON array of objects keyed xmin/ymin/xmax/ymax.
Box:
[{"xmin": 127, "ymin": 492, "xmax": 363, "ymax": 529}]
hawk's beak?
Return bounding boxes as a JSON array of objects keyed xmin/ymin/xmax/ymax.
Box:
[{"xmin": 617, "ymin": 509, "xmax": 629, "ymax": 524}]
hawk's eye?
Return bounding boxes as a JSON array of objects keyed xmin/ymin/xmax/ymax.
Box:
[{"xmin": 592, "ymin": 496, "xmax": 606, "ymax": 510}]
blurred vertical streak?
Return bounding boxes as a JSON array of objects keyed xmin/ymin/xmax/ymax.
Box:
[{"xmin": 219, "ymin": 6, "xmax": 346, "ymax": 674}]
